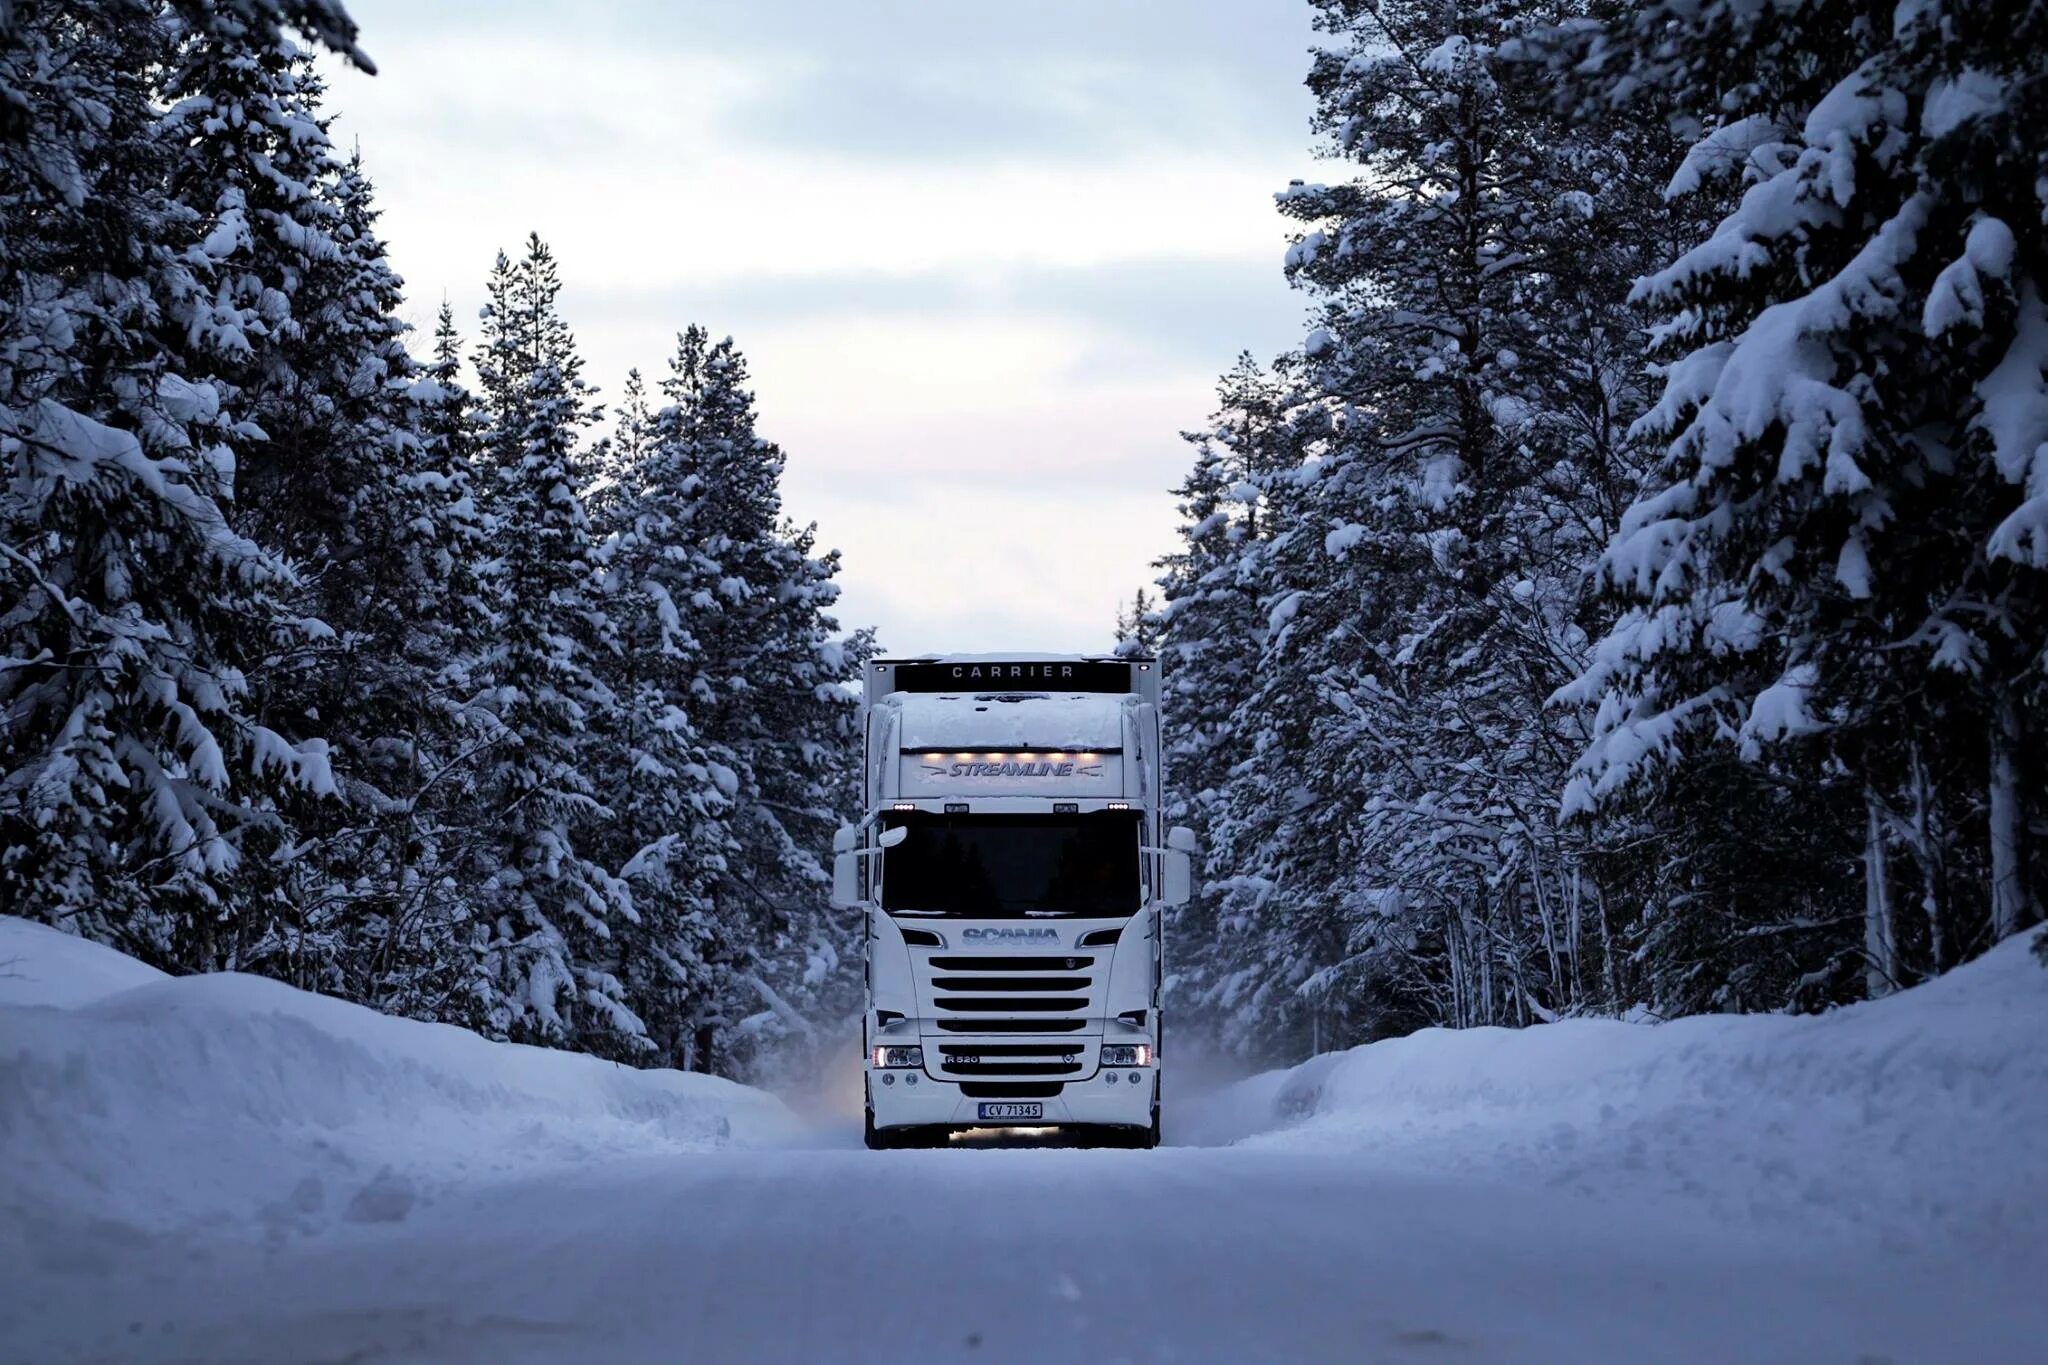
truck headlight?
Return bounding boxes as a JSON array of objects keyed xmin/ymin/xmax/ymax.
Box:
[
  {"xmin": 872, "ymin": 1045, "xmax": 923, "ymax": 1069},
  {"xmin": 1099, "ymin": 1044, "xmax": 1151, "ymax": 1067}
]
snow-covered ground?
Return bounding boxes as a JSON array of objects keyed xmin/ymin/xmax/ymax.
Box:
[
  {"xmin": 0, "ymin": 917, "xmax": 798, "ymax": 1255},
  {"xmin": 1181, "ymin": 934, "xmax": 2048, "ymax": 1263},
  {"xmin": 4, "ymin": 914, "xmax": 2044, "ymax": 1363}
]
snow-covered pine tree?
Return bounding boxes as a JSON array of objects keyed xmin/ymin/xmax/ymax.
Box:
[
  {"xmin": 160, "ymin": 0, "xmax": 371, "ymax": 71},
  {"xmin": 586, "ymin": 360, "xmax": 738, "ymax": 1071},
  {"xmin": 584, "ymin": 367, "xmax": 649, "ymax": 531},
  {"xmin": 289, "ymin": 164, "xmax": 493, "ymax": 1008},
  {"xmin": 0, "ymin": 0, "xmax": 336, "ymax": 966},
  {"xmin": 1561, "ymin": 0, "xmax": 2048, "ymax": 995},
  {"xmin": 1186, "ymin": 0, "xmax": 1694, "ymax": 1053},
  {"xmin": 155, "ymin": 31, "xmax": 475, "ymax": 988},
  {"xmin": 465, "ymin": 235, "xmax": 643, "ymax": 1055},
  {"xmin": 1113, "ymin": 589, "xmax": 1163, "ymax": 656},
  {"xmin": 1154, "ymin": 354, "xmax": 1309, "ymax": 1057},
  {"xmin": 645, "ymin": 326, "xmax": 872, "ymax": 1076},
  {"xmin": 346, "ymin": 297, "xmax": 494, "ymax": 1018}
]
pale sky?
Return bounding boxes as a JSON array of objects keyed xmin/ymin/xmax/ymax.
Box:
[{"xmin": 319, "ymin": 1, "xmax": 1318, "ymax": 655}]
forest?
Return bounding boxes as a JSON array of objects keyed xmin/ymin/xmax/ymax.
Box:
[
  {"xmin": 1140, "ymin": 0, "xmax": 2048, "ymax": 1061},
  {"xmin": 1, "ymin": 0, "xmax": 868, "ymax": 1080},
  {"xmin": 4, "ymin": 0, "xmax": 2044, "ymax": 1081}
]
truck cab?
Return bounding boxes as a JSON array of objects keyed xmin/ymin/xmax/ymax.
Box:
[{"xmin": 832, "ymin": 655, "xmax": 1192, "ymax": 1149}]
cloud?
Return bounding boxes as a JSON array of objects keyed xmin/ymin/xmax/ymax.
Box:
[
  {"xmin": 575, "ymin": 255, "xmax": 1305, "ymax": 374},
  {"xmin": 319, "ymin": 0, "xmax": 1322, "ymax": 654},
  {"xmin": 798, "ymin": 481, "xmax": 1183, "ymax": 657},
  {"xmin": 713, "ymin": 49, "xmax": 1304, "ymax": 164}
]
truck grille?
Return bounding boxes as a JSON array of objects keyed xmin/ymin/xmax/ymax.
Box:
[
  {"xmin": 931, "ymin": 976, "xmax": 1089, "ymax": 992},
  {"xmin": 936, "ymin": 1019, "xmax": 1084, "ymax": 1033},
  {"xmin": 937, "ymin": 997, "xmax": 1086, "ymax": 1012},
  {"xmin": 925, "ymin": 952, "xmax": 1101, "ymax": 1032}
]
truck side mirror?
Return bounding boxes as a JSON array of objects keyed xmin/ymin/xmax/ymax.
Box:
[
  {"xmin": 1160, "ymin": 825, "xmax": 1197, "ymax": 908},
  {"xmin": 831, "ymin": 824, "xmax": 864, "ymax": 909},
  {"xmin": 831, "ymin": 849, "xmax": 863, "ymax": 910},
  {"xmin": 831, "ymin": 823, "xmax": 907, "ymax": 908},
  {"xmin": 1161, "ymin": 850, "xmax": 1193, "ymax": 908}
]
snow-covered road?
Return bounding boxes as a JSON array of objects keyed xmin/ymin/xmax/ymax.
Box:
[
  {"xmin": 20, "ymin": 1131, "xmax": 2043, "ymax": 1365},
  {"xmin": 6, "ymin": 917, "xmax": 2046, "ymax": 1364}
]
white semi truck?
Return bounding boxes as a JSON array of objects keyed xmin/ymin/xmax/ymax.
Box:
[{"xmin": 832, "ymin": 655, "xmax": 1193, "ymax": 1149}]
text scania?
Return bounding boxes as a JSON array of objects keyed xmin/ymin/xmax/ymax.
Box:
[{"xmin": 962, "ymin": 927, "xmax": 1060, "ymax": 943}]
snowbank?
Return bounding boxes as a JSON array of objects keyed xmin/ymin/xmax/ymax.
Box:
[
  {"xmin": 1182, "ymin": 934, "xmax": 2048, "ymax": 1258},
  {"xmin": 0, "ymin": 917, "xmax": 799, "ymax": 1264},
  {"xmin": 0, "ymin": 915, "xmax": 168, "ymax": 1007}
]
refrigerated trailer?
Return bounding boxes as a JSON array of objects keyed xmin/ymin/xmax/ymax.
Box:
[{"xmin": 832, "ymin": 655, "xmax": 1194, "ymax": 1149}]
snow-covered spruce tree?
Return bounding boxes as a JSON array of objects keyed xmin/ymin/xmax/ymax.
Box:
[
  {"xmin": 644, "ymin": 326, "xmax": 872, "ymax": 1077},
  {"xmin": 161, "ymin": 0, "xmax": 370, "ymax": 69},
  {"xmin": 155, "ymin": 32, "xmax": 476, "ymax": 991},
  {"xmin": 1197, "ymin": 355, "xmax": 1426, "ymax": 1057},
  {"xmin": 1243, "ymin": 0, "xmax": 1559, "ymax": 1046},
  {"xmin": 586, "ymin": 361, "xmax": 738, "ymax": 1071},
  {"xmin": 1194, "ymin": 0, "xmax": 1693, "ymax": 1051},
  {"xmin": 0, "ymin": 0, "xmax": 340, "ymax": 965},
  {"xmin": 339, "ymin": 297, "xmax": 494, "ymax": 1018},
  {"xmin": 465, "ymin": 236, "xmax": 643, "ymax": 1055},
  {"xmin": 1153, "ymin": 354, "xmax": 1312, "ymax": 1057},
  {"xmin": 583, "ymin": 366, "xmax": 649, "ymax": 532},
  {"xmin": 279, "ymin": 172, "xmax": 491, "ymax": 1010},
  {"xmin": 1112, "ymin": 588, "xmax": 1163, "ymax": 656},
  {"xmin": 1561, "ymin": 0, "xmax": 2048, "ymax": 995}
]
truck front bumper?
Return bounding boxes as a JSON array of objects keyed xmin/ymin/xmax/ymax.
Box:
[{"xmin": 867, "ymin": 1070, "xmax": 1156, "ymax": 1131}]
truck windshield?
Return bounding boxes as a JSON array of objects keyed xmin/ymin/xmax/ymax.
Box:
[{"xmin": 881, "ymin": 812, "xmax": 1140, "ymax": 918}]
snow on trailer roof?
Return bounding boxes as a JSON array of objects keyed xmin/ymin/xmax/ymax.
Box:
[
  {"xmin": 877, "ymin": 652, "xmax": 1137, "ymax": 663},
  {"xmin": 886, "ymin": 690, "xmax": 1129, "ymax": 751}
]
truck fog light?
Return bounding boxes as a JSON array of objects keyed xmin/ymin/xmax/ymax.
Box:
[
  {"xmin": 1103, "ymin": 1073, "xmax": 1116, "ymax": 1085},
  {"xmin": 1099, "ymin": 1044, "xmax": 1151, "ymax": 1068},
  {"xmin": 1128, "ymin": 1072, "xmax": 1142, "ymax": 1084},
  {"xmin": 882, "ymin": 1073, "xmax": 895, "ymax": 1085},
  {"xmin": 906, "ymin": 1074, "xmax": 919, "ymax": 1085}
]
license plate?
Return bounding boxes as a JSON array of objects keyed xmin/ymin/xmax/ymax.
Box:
[{"xmin": 977, "ymin": 1102, "xmax": 1043, "ymax": 1121}]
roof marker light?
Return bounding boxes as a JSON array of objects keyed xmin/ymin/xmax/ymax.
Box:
[
  {"xmin": 893, "ymin": 802, "xmax": 915, "ymax": 811},
  {"xmin": 1107, "ymin": 801, "xmax": 1131, "ymax": 811}
]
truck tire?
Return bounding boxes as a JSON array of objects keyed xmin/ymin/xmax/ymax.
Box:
[{"xmin": 866, "ymin": 1110, "xmax": 943, "ymax": 1150}]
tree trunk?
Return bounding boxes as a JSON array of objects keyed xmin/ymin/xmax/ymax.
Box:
[
  {"xmin": 1594, "ymin": 881, "xmax": 1620, "ymax": 1012},
  {"xmin": 694, "ymin": 1022, "xmax": 718, "ymax": 1076},
  {"xmin": 1988, "ymin": 689, "xmax": 2036, "ymax": 939},
  {"xmin": 1863, "ymin": 790, "xmax": 1897, "ymax": 998},
  {"xmin": 1906, "ymin": 741, "xmax": 1945, "ymax": 973},
  {"xmin": 1530, "ymin": 851, "xmax": 1565, "ymax": 1010}
]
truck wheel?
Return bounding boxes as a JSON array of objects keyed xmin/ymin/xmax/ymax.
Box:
[
  {"xmin": 1135, "ymin": 1075, "xmax": 1162, "ymax": 1150},
  {"xmin": 863, "ymin": 1107, "xmax": 897, "ymax": 1150}
]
